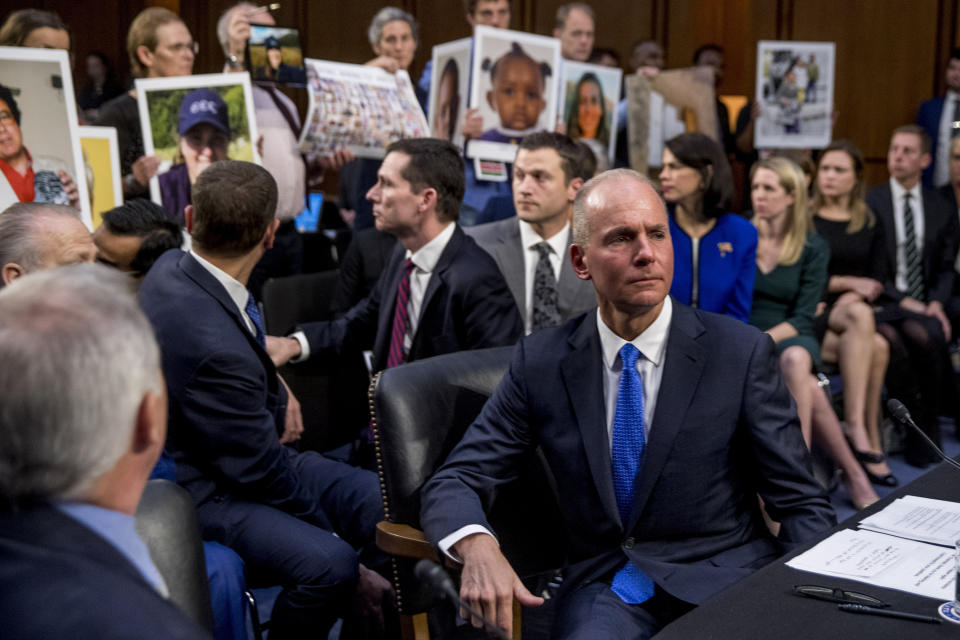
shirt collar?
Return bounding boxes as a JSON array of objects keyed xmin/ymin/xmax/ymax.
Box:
[
  {"xmin": 57, "ymin": 502, "xmax": 169, "ymax": 597},
  {"xmin": 518, "ymin": 219, "xmax": 570, "ymax": 257},
  {"xmin": 597, "ymin": 296, "xmax": 673, "ymax": 370},
  {"xmin": 890, "ymin": 177, "xmax": 921, "ymax": 202},
  {"xmin": 406, "ymin": 222, "xmax": 456, "ymax": 273},
  {"xmin": 189, "ymin": 248, "xmax": 249, "ymax": 313}
]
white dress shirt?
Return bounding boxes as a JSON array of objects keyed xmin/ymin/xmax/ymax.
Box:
[
  {"xmin": 518, "ymin": 219, "xmax": 569, "ymax": 334},
  {"xmin": 935, "ymin": 90, "xmax": 960, "ymax": 188},
  {"xmin": 437, "ymin": 298, "xmax": 673, "ymax": 557},
  {"xmin": 292, "ymin": 223, "xmax": 456, "ymax": 362},
  {"xmin": 889, "ymin": 178, "xmax": 925, "ymax": 295},
  {"xmin": 190, "ymin": 249, "xmax": 257, "ymax": 337}
]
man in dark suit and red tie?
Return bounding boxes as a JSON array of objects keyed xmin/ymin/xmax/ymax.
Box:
[
  {"xmin": 420, "ymin": 169, "xmax": 836, "ymax": 639},
  {"xmin": 268, "ymin": 138, "xmax": 522, "ymax": 374}
]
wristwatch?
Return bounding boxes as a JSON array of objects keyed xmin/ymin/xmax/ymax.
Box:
[{"xmin": 226, "ymin": 54, "xmax": 245, "ymax": 70}]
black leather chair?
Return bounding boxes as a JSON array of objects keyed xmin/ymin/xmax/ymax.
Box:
[
  {"xmin": 262, "ymin": 270, "xmax": 367, "ymax": 453},
  {"xmin": 370, "ymin": 347, "xmax": 565, "ymax": 639},
  {"xmin": 135, "ymin": 479, "xmax": 214, "ymax": 634}
]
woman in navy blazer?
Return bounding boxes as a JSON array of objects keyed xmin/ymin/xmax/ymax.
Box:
[{"xmin": 661, "ymin": 133, "xmax": 757, "ymax": 322}]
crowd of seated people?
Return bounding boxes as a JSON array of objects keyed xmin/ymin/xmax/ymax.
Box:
[{"xmin": 4, "ymin": 2, "xmax": 960, "ymax": 639}]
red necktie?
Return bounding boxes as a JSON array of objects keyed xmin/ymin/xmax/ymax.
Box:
[{"xmin": 386, "ymin": 259, "xmax": 416, "ymax": 368}]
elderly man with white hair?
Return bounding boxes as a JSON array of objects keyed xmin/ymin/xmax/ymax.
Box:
[
  {"xmin": 0, "ymin": 202, "xmax": 96, "ymax": 286},
  {"xmin": 0, "ymin": 264, "xmax": 209, "ymax": 639}
]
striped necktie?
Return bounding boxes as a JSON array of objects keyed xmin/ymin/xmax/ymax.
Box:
[
  {"xmin": 386, "ymin": 259, "xmax": 416, "ymax": 368},
  {"xmin": 902, "ymin": 193, "xmax": 925, "ymax": 301}
]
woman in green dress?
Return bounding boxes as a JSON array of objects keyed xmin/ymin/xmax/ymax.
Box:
[{"xmin": 749, "ymin": 156, "xmax": 877, "ymax": 509}]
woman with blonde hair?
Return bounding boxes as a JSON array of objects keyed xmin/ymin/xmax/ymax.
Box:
[{"xmin": 750, "ymin": 156, "xmax": 878, "ymax": 509}]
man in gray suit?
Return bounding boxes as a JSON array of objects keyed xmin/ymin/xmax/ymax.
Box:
[{"xmin": 467, "ymin": 132, "xmax": 597, "ymax": 333}]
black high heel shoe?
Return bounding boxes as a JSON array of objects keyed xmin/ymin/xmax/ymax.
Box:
[{"xmin": 851, "ymin": 449, "xmax": 899, "ymax": 487}]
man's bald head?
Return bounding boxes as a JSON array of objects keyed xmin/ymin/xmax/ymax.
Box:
[
  {"xmin": 572, "ymin": 169, "xmax": 666, "ymax": 246},
  {"xmin": 0, "ymin": 203, "xmax": 96, "ymax": 286}
]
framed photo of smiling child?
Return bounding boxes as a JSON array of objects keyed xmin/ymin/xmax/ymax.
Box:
[
  {"xmin": 136, "ymin": 73, "xmax": 260, "ymax": 221},
  {"xmin": 558, "ymin": 60, "xmax": 621, "ymax": 163},
  {"xmin": 467, "ymin": 26, "xmax": 561, "ymax": 162}
]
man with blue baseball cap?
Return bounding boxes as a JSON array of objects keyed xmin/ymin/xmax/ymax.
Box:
[{"xmin": 158, "ymin": 87, "xmax": 231, "ymax": 222}]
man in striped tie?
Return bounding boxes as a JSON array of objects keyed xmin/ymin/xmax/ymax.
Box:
[
  {"xmin": 421, "ymin": 169, "xmax": 835, "ymax": 639},
  {"xmin": 269, "ymin": 138, "xmax": 522, "ymax": 377}
]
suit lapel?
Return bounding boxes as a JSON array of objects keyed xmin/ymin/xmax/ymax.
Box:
[
  {"xmin": 418, "ymin": 226, "xmax": 463, "ymax": 322},
  {"xmin": 560, "ymin": 312, "xmax": 621, "ymax": 525},
  {"xmin": 626, "ymin": 302, "xmax": 706, "ymax": 531},
  {"xmin": 496, "ymin": 220, "xmax": 526, "ymax": 312}
]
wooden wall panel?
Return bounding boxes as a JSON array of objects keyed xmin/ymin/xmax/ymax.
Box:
[{"xmin": 789, "ymin": 0, "xmax": 940, "ymax": 186}]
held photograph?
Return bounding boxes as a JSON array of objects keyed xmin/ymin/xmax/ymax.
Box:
[
  {"xmin": 467, "ymin": 26, "xmax": 561, "ymax": 162},
  {"xmin": 754, "ymin": 40, "xmax": 835, "ymax": 149},
  {"xmin": 136, "ymin": 72, "xmax": 260, "ymax": 220},
  {"xmin": 559, "ymin": 60, "xmax": 622, "ymax": 163},
  {"xmin": 78, "ymin": 125, "xmax": 123, "ymax": 229},
  {"xmin": 246, "ymin": 23, "xmax": 307, "ymax": 86},
  {"xmin": 428, "ymin": 37, "xmax": 472, "ymax": 151},
  {"xmin": 0, "ymin": 46, "xmax": 92, "ymax": 227}
]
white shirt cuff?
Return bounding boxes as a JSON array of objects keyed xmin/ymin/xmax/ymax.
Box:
[
  {"xmin": 438, "ymin": 525, "xmax": 497, "ymax": 562},
  {"xmin": 289, "ymin": 330, "xmax": 310, "ymax": 363}
]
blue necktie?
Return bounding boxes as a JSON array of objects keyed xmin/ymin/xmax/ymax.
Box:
[
  {"xmin": 610, "ymin": 343, "xmax": 655, "ymax": 604},
  {"xmin": 245, "ymin": 294, "xmax": 266, "ymax": 349}
]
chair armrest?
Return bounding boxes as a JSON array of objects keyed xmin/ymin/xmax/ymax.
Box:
[{"xmin": 376, "ymin": 521, "xmax": 441, "ymax": 562}]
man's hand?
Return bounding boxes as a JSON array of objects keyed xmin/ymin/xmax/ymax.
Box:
[
  {"xmin": 365, "ymin": 55, "xmax": 399, "ymax": 74},
  {"xmin": 926, "ymin": 300, "xmax": 952, "ymax": 342},
  {"xmin": 277, "ymin": 375, "xmax": 304, "ymax": 444},
  {"xmin": 58, "ymin": 170, "xmax": 80, "ymax": 210},
  {"xmin": 354, "ymin": 563, "xmax": 394, "ymax": 633},
  {"xmin": 454, "ymin": 533, "xmax": 544, "ymax": 638},
  {"xmin": 132, "ymin": 155, "xmax": 161, "ymax": 187},
  {"xmin": 227, "ymin": 6, "xmax": 269, "ymax": 60},
  {"xmin": 462, "ymin": 108, "xmax": 483, "ymax": 140},
  {"xmin": 635, "ymin": 65, "xmax": 660, "ymax": 79},
  {"xmin": 265, "ymin": 335, "xmax": 302, "ymax": 367}
]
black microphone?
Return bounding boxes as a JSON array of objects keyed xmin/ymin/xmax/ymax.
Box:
[
  {"xmin": 886, "ymin": 399, "xmax": 960, "ymax": 472},
  {"xmin": 413, "ymin": 559, "xmax": 510, "ymax": 640}
]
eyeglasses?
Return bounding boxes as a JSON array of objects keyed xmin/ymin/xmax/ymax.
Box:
[
  {"xmin": 792, "ymin": 584, "xmax": 890, "ymax": 608},
  {"xmin": 165, "ymin": 41, "xmax": 199, "ymax": 56}
]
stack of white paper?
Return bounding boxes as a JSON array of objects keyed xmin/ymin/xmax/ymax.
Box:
[
  {"xmin": 858, "ymin": 496, "xmax": 960, "ymax": 547},
  {"xmin": 785, "ymin": 528, "xmax": 954, "ymax": 600}
]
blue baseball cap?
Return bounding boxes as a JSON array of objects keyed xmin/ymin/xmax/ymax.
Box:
[
  {"xmin": 178, "ymin": 88, "xmax": 230, "ymax": 137},
  {"xmin": 264, "ymin": 36, "xmax": 280, "ymax": 50}
]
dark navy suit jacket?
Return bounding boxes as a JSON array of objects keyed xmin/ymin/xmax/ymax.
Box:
[
  {"xmin": 866, "ymin": 182, "xmax": 958, "ymax": 304},
  {"xmin": 421, "ymin": 302, "xmax": 836, "ymax": 605},
  {"xmin": 0, "ymin": 504, "xmax": 209, "ymax": 639},
  {"xmin": 300, "ymin": 225, "xmax": 523, "ymax": 372},
  {"xmin": 140, "ymin": 251, "xmax": 327, "ymax": 520},
  {"xmin": 917, "ymin": 95, "xmax": 945, "ymax": 187}
]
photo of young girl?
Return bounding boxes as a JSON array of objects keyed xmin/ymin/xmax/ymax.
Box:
[{"xmin": 468, "ymin": 26, "xmax": 560, "ymax": 162}]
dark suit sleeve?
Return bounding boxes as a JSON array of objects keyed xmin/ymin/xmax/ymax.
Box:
[
  {"xmin": 180, "ymin": 350, "xmax": 316, "ymax": 516},
  {"xmin": 784, "ymin": 236, "xmax": 829, "ymax": 336},
  {"xmin": 741, "ymin": 333, "xmax": 837, "ymax": 547},
  {"xmin": 928, "ymin": 191, "xmax": 958, "ymax": 303},
  {"xmin": 331, "ymin": 237, "xmax": 366, "ymax": 316},
  {"xmin": 456, "ymin": 261, "xmax": 524, "ymax": 350},
  {"xmin": 866, "ymin": 188, "xmax": 907, "ymax": 304},
  {"xmin": 420, "ymin": 341, "xmax": 533, "ymax": 543},
  {"xmin": 299, "ymin": 268, "xmax": 384, "ymax": 359}
]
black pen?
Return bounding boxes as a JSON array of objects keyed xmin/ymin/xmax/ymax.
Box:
[{"xmin": 838, "ymin": 603, "xmax": 941, "ymax": 624}]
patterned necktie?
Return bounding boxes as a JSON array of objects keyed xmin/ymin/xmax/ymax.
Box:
[
  {"xmin": 531, "ymin": 242, "xmax": 561, "ymax": 331},
  {"xmin": 386, "ymin": 259, "xmax": 416, "ymax": 369},
  {"xmin": 609, "ymin": 343, "xmax": 655, "ymax": 604},
  {"xmin": 902, "ymin": 193, "xmax": 925, "ymax": 301},
  {"xmin": 245, "ymin": 294, "xmax": 266, "ymax": 349}
]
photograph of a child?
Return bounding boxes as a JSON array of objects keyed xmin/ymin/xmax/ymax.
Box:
[
  {"xmin": 468, "ymin": 26, "xmax": 560, "ymax": 161},
  {"xmin": 0, "ymin": 47, "xmax": 91, "ymax": 227},
  {"xmin": 754, "ymin": 40, "xmax": 834, "ymax": 149},
  {"xmin": 559, "ymin": 60, "xmax": 621, "ymax": 162},
  {"xmin": 137, "ymin": 73, "xmax": 259, "ymax": 220},
  {"xmin": 247, "ymin": 24, "xmax": 306, "ymax": 86},
  {"xmin": 79, "ymin": 126, "xmax": 123, "ymax": 229},
  {"xmin": 428, "ymin": 38, "xmax": 471, "ymax": 150}
]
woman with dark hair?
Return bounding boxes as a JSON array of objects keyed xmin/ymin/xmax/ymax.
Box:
[
  {"xmin": 660, "ymin": 132, "xmax": 757, "ymax": 321},
  {"xmin": 811, "ymin": 139, "xmax": 941, "ymax": 476},
  {"xmin": 78, "ymin": 51, "xmax": 123, "ymax": 123},
  {"xmin": 0, "ymin": 9, "xmax": 69, "ymax": 49},
  {"xmin": 566, "ymin": 72, "xmax": 609, "ymax": 146}
]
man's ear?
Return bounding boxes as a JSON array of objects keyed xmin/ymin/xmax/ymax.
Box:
[
  {"xmin": 566, "ymin": 176, "xmax": 584, "ymax": 203},
  {"xmin": 920, "ymin": 152, "xmax": 932, "ymax": 171},
  {"xmin": 418, "ymin": 187, "xmax": 438, "ymax": 214},
  {"xmin": 132, "ymin": 387, "xmax": 166, "ymax": 456},
  {"xmin": 570, "ymin": 243, "xmax": 591, "ymax": 281},
  {"xmin": 1, "ymin": 262, "xmax": 25, "ymax": 286},
  {"xmin": 262, "ymin": 218, "xmax": 280, "ymax": 250},
  {"xmin": 184, "ymin": 205, "xmax": 194, "ymax": 233}
]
